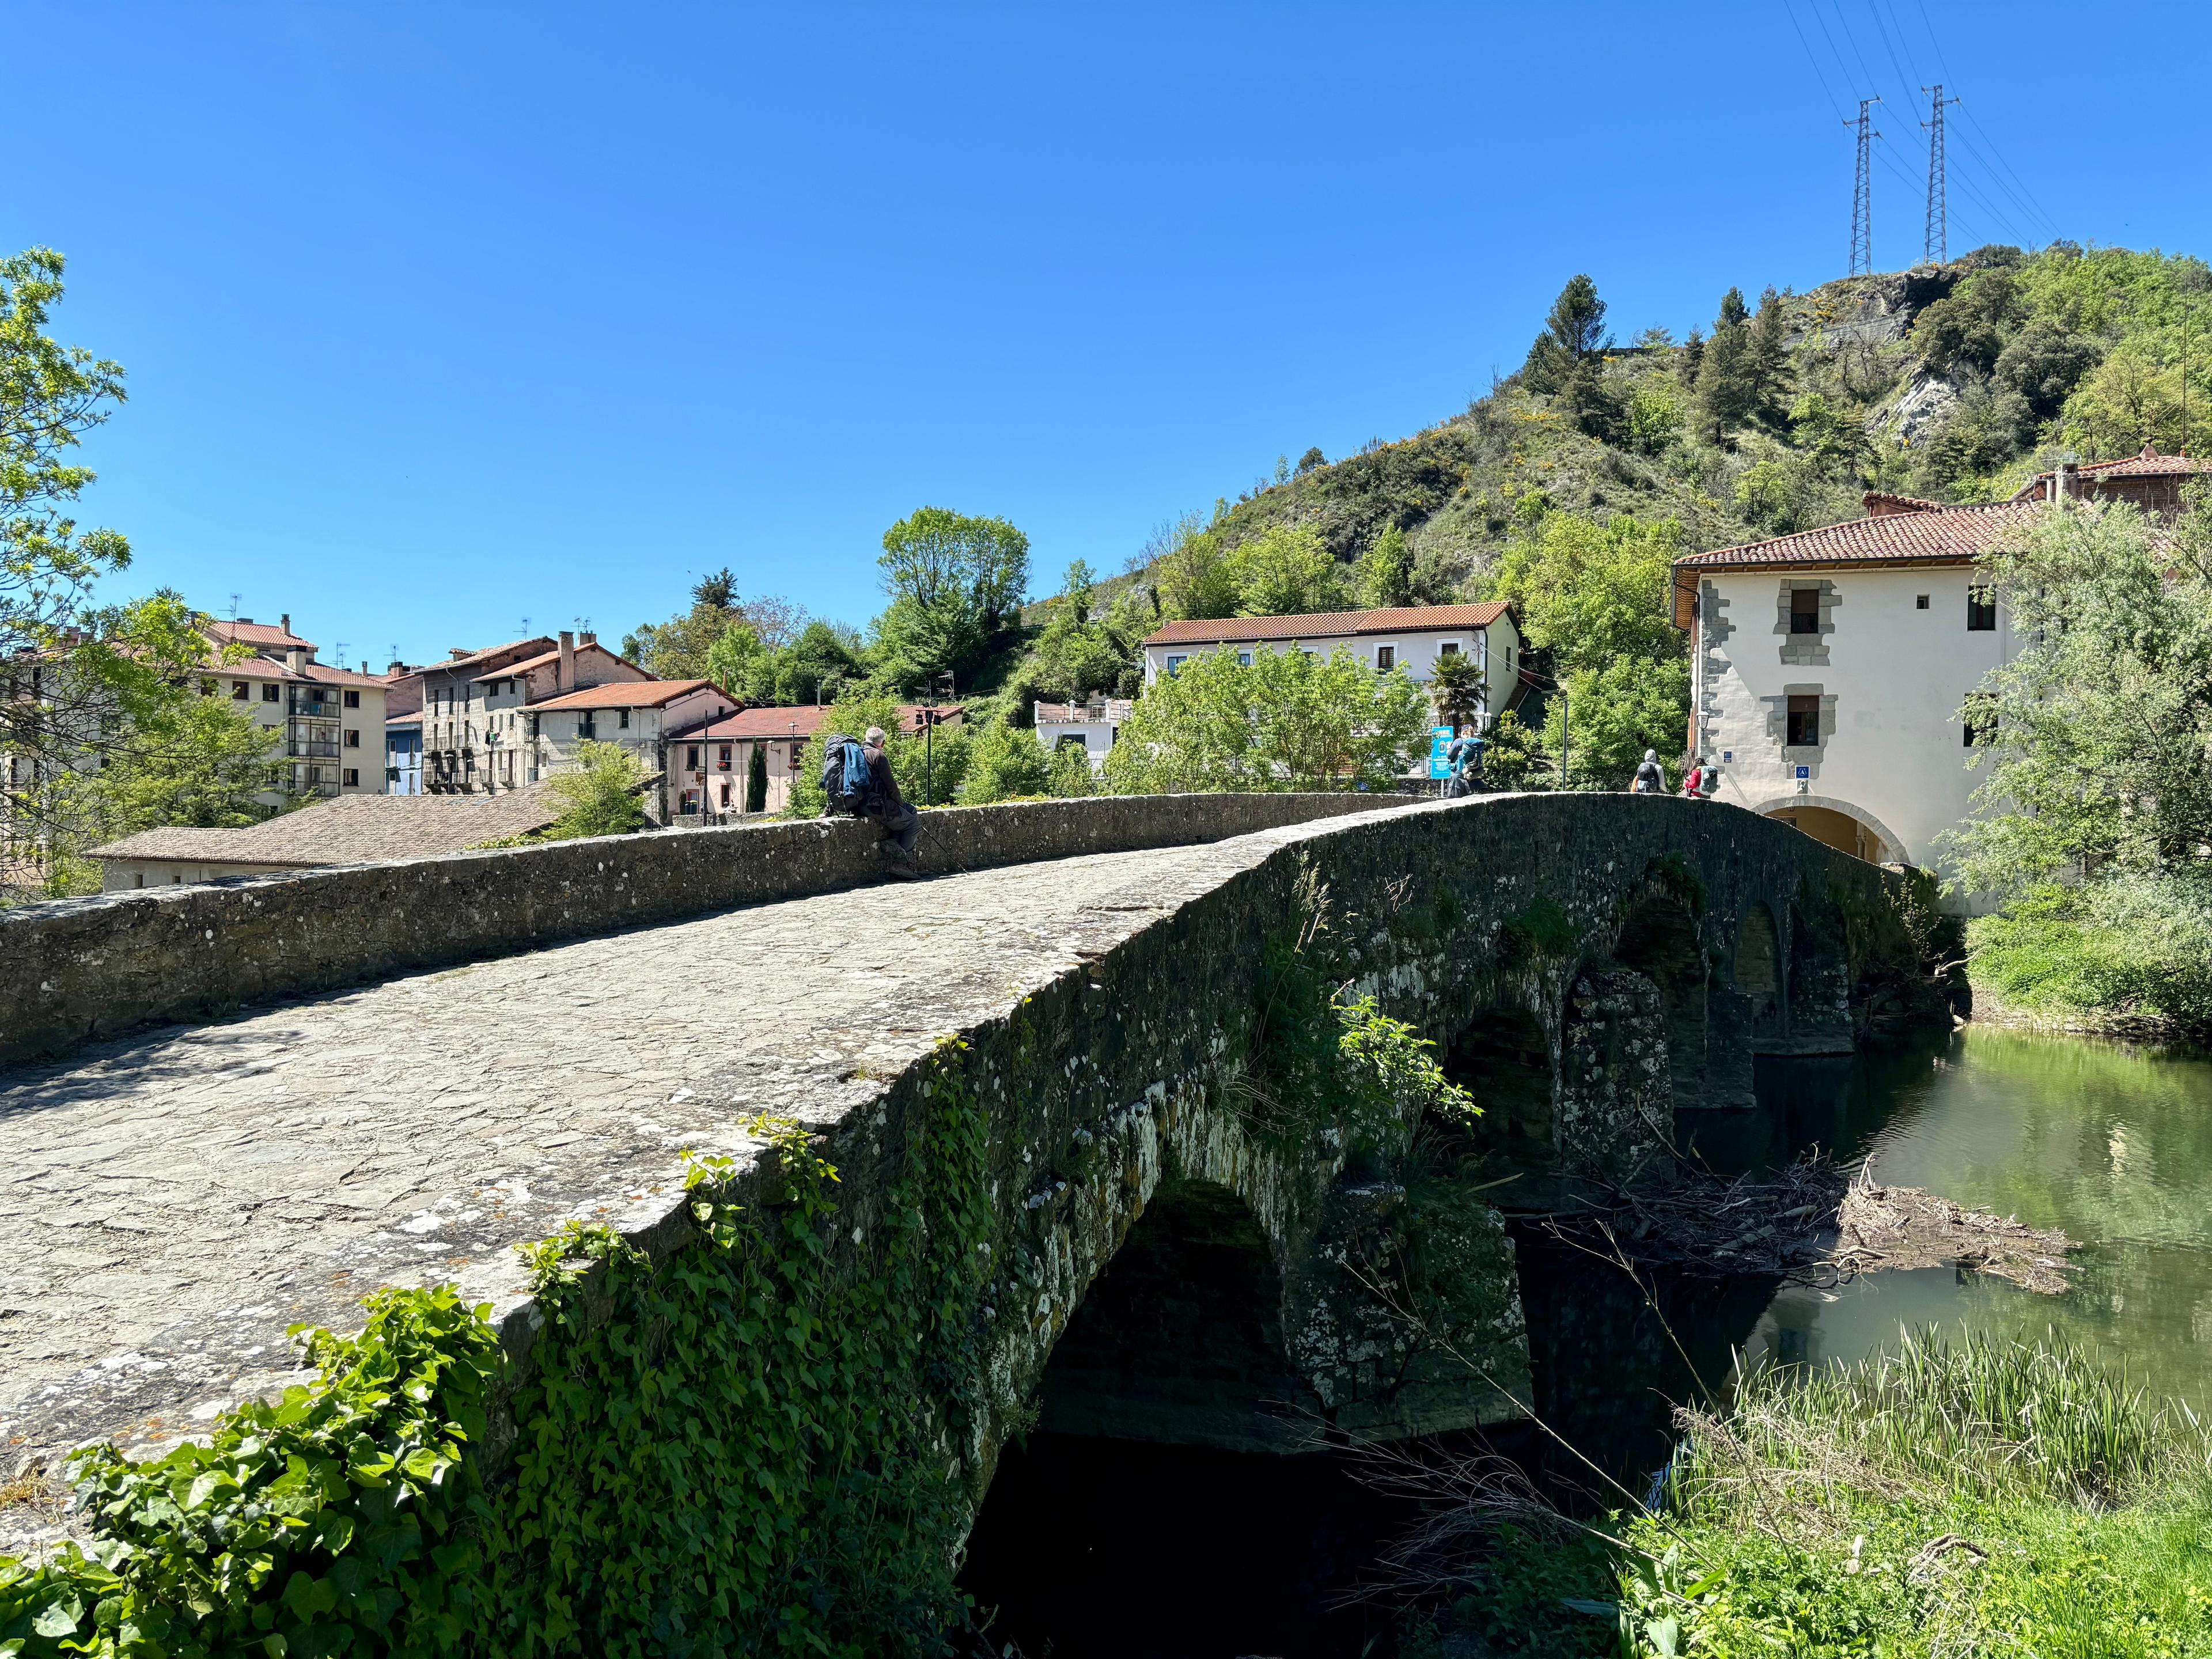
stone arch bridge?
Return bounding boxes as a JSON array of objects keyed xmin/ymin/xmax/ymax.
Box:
[{"xmin": 0, "ymin": 792, "xmax": 1916, "ymax": 1556}]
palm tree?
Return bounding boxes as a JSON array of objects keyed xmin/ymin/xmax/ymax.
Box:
[{"xmin": 1429, "ymin": 652, "xmax": 1485, "ymax": 734}]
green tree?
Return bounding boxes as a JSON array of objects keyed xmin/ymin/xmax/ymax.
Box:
[
  {"xmin": 1946, "ymin": 499, "xmax": 2212, "ymax": 894},
  {"xmin": 1480, "ymin": 708, "xmax": 1550, "ymax": 790},
  {"xmin": 1523, "ymin": 274, "xmax": 1623, "ymax": 440},
  {"xmin": 85, "ymin": 691, "xmax": 285, "ymax": 834},
  {"xmin": 1230, "ymin": 523, "xmax": 1347, "ymax": 616},
  {"xmin": 1355, "ymin": 522, "xmax": 1414, "ymax": 609},
  {"xmin": 546, "ymin": 740, "xmax": 648, "ymax": 838},
  {"xmin": 1154, "ymin": 520, "xmax": 1241, "ymax": 621},
  {"xmin": 745, "ymin": 739, "xmax": 768, "ymax": 813},
  {"xmin": 1012, "ymin": 560, "xmax": 1139, "ymax": 709},
  {"xmin": 0, "ymin": 251, "xmax": 220, "ymax": 861},
  {"xmin": 1427, "ymin": 649, "xmax": 1485, "ymax": 733},
  {"xmin": 1047, "ymin": 738, "xmax": 1096, "ymax": 797},
  {"xmin": 1491, "ymin": 511, "xmax": 1690, "ymax": 789},
  {"xmin": 873, "ymin": 506, "xmax": 1029, "ymax": 688},
  {"xmin": 704, "ymin": 619, "xmax": 772, "ymax": 702},
  {"xmin": 1102, "ymin": 647, "xmax": 1425, "ymax": 794},
  {"xmin": 957, "ymin": 721, "xmax": 1051, "ymax": 804},
  {"xmin": 626, "ymin": 577, "xmax": 806, "ymax": 681},
  {"xmin": 1696, "ymin": 286, "xmax": 1758, "ymax": 439}
]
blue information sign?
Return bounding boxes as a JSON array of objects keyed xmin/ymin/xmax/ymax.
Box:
[
  {"xmin": 1796, "ymin": 764, "xmax": 1810, "ymax": 780},
  {"xmin": 1427, "ymin": 726, "xmax": 1455, "ymax": 780}
]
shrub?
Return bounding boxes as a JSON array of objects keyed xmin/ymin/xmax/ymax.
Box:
[{"xmin": 544, "ymin": 740, "xmax": 646, "ymax": 838}]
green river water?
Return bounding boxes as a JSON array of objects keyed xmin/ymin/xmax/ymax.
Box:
[{"xmin": 1740, "ymin": 1026, "xmax": 2212, "ymax": 1409}]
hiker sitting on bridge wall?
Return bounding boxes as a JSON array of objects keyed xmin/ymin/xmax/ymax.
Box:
[{"xmin": 821, "ymin": 726, "xmax": 922, "ymax": 878}]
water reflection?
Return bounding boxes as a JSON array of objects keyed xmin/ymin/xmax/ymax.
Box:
[{"xmin": 1734, "ymin": 1029, "xmax": 2212, "ymax": 1408}]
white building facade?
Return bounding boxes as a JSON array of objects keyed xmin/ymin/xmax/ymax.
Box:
[
  {"xmin": 1139, "ymin": 604, "xmax": 1525, "ymax": 728},
  {"xmin": 1676, "ymin": 494, "xmax": 2048, "ymax": 893},
  {"xmin": 1034, "ymin": 698, "xmax": 1132, "ymax": 773}
]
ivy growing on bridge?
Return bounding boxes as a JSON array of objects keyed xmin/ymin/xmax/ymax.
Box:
[{"xmin": 2, "ymin": 1045, "xmax": 995, "ymax": 1658}]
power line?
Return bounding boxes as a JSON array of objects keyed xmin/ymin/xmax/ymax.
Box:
[
  {"xmin": 1922, "ymin": 84, "xmax": 1953, "ymax": 264},
  {"xmin": 1781, "ymin": 0, "xmax": 1847, "ymax": 119},
  {"xmin": 1848, "ymin": 98, "xmax": 1880, "ymax": 275}
]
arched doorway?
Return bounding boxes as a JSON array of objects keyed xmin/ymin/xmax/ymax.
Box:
[
  {"xmin": 1612, "ymin": 895, "xmax": 1709, "ymax": 1115},
  {"xmin": 1752, "ymin": 795, "xmax": 1906, "ymax": 865}
]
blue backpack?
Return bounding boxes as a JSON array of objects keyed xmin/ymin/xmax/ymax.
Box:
[{"xmin": 821, "ymin": 734, "xmax": 874, "ymax": 816}]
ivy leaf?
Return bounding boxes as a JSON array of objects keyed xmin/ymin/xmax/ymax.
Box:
[{"xmin": 32, "ymin": 1597, "xmax": 85, "ymax": 1637}]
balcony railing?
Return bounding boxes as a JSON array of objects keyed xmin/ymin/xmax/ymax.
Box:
[{"xmin": 289, "ymin": 740, "xmax": 341, "ymax": 759}]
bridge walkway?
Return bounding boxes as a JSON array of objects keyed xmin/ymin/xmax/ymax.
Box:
[{"xmin": 0, "ymin": 826, "xmax": 1306, "ymax": 1513}]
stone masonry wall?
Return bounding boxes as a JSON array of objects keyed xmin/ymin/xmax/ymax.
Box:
[{"xmin": 0, "ymin": 793, "xmax": 1380, "ymax": 1070}]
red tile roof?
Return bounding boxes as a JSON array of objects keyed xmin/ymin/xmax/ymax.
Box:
[
  {"xmin": 2010, "ymin": 444, "xmax": 2212, "ymax": 501},
  {"xmin": 529, "ymin": 679, "xmax": 724, "ymax": 713},
  {"xmin": 1675, "ymin": 501, "xmax": 2041, "ymax": 571},
  {"xmin": 1862, "ymin": 491, "xmax": 1950, "ymax": 516},
  {"xmin": 386, "ymin": 709, "xmax": 423, "ymax": 728},
  {"xmin": 471, "ymin": 642, "xmax": 643, "ymax": 681},
  {"xmin": 425, "ymin": 637, "xmax": 558, "ymax": 676},
  {"xmin": 1143, "ymin": 602, "xmax": 1512, "ymax": 648},
  {"xmin": 294, "ymin": 661, "xmax": 391, "ymax": 690},
  {"xmin": 204, "ymin": 619, "xmax": 315, "ymax": 652},
  {"xmin": 665, "ymin": 703, "xmax": 963, "ymax": 742}
]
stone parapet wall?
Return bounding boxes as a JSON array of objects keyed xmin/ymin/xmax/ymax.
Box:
[{"xmin": 0, "ymin": 793, "xmax": 1383, "ymax": 1070}]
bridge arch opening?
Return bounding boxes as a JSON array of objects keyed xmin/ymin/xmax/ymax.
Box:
[
  {"xmin": 1736, "ymin": 901, "xmax": 1783, "ymax": 1041},
  {"xmin": 1787, "ymin": 904, "xmax": 1853, "ymax": 1049},
  {"xmin": 1751, "ymin": 795, "xmax": 1906, "ymax": 865},
  {"xmin": 1033, "ymin": 1180, "xmax": 1305, "ymax": 1452},
  {"xmin": 1611, "ymin": 895, "xmax": 1709, "ymax": 1114},
  {"xmin": 1444, "ymin": 1004, "xmax": 1555, "ymax": 1165}
]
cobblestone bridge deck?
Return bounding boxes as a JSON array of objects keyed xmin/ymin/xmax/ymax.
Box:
[{"xmin": 2, "ymin": 830, "xmax": 1278, "ymax": 1537}]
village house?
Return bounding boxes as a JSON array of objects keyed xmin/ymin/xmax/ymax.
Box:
[
  {"xmin": 662, "ymin": 703, "xmax": 968, "ymax": 819},
  {"xmin": 1139, "ymin": 604, "xmax": 1525, "ymax": 732},
  {"xmin": 1034, "ymin": 696, "xmax": 1132, "ymax": 773},
  {"xmin": 524, "ymin": 679, "xmax": 734, "ymax": 822},
  {"xmin": 1674, "ymin": 450, "xmax": 2212, "ymax": 900}
]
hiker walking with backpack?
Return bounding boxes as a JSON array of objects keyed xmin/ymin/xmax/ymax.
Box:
[
  {"xmin": 1631, "ymin": 748, "xmax": 1667, "ymax": 796},
  {"xmin": 822, "ymin": 725, "xmax": 922, "ymax": 878},
  {"xmin": 1443, "ymin": 730, "xmax": 1485, "ymax": 798}
]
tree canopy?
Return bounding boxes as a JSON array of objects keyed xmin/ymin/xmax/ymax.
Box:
[{"xmin": 873, "ymin": 506, "xmax": 1029, "ymax": 691}]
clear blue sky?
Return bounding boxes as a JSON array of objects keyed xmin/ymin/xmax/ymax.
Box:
[{"xmin": 10, "ymin": 2, "xmax": 2203, "ymax": 670}]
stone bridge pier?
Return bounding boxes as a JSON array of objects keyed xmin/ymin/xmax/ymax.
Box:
[{"xmin": 1, "ymin": 790, "xmax": 1916, "ymax": 1575}]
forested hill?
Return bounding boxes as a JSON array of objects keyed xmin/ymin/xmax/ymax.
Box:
[{"xmin": 1166, "ymin": 241, "xmax": 2211, "ymax": 604}]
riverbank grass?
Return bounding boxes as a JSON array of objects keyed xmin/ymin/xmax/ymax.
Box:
[
  {"xmin": 1968, "ymin": 877, "xmax": 2212, "ymax": 1037},
  {"xmin": 1623, "ymin": 1329, "xmax": 2212, "ymax": 1654}
]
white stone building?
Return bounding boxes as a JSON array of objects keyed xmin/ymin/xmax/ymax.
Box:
[
  {"xmin": 1672, "ymin": 469, "xmax": 2210, "ymax": 897},
  {"xmin": 1139, "ymin": 604, "xmax": 1525, "ymax": 726},
  {"xmin": 1034, "ymin": 698, "xmax": 1132, "ymax": 773},
  {"xmin": 412, "ymin": 631, "xmax": 652, "ymax": 796},
  {"xmin": 525, "ymin": 679, "xmax": 735, "ymax": 822}
]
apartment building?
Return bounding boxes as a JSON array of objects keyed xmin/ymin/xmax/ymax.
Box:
[{"xmin": 199, "ymin": 616, "xmax": 388, "ymax": 805}]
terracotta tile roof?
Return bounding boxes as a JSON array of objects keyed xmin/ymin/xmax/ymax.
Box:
[
  {"xmin": 528, "ymin": 678, "xmax": 725, "ymax": 713},
  {"xmin": 204, "ymin": 619, "xmax": 315, "ymax": 652},
  {"xmin": 89, "ymin": 784, "xmax": 564, "ymax": 868},
  {"xmin": 1862, "ymin": 491, "xmax": 1950, "ymax": 516},
  {"xmin": 2009, "ymin": 444, "xmax": 2212, "ymax": 501},
  {"xmin": 665, "ymin": 703, "xmax": 962, "ymax": 741},
  {"xmin": 294, "ymin": 661, "xmax": 391, "ymax": 690},
  {"xmin": 1675, "ymin": 501, "xmax": 2041, "ymax": 570},
  {"xmin": 423, "ymin": 637, "xmax": 558, "ymax": 676},
  {"xmin": 386, "ymin": 709, "xmax": 422, "ymax": 728},
  {"xmin": 1143, "ymin": 603, "xmax": 1512, "ymax": 648},
  {"xmin": 472, "ymin": 642, "xmax": 643, "ymax": 682}
]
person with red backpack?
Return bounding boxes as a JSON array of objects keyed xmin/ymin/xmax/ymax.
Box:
[{"xmin": 823, "ymin": 725, "xmax": 922, "ymax": 878}]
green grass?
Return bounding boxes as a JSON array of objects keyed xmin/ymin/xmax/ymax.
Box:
[
  {"xmin": 1968, "ymin": 878, "xmax": 2212, "ymax": 1036},
  {"xmin": 1619, "ymin": 1330, "xmax": 2212, "ymax": 1656}
]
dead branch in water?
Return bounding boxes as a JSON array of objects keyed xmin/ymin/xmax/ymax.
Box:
[{"xmin": 1533, "ymin": 1153, "xmax": 2075, "ymax": 1293}]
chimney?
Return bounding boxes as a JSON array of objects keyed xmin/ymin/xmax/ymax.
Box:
[
  {"xmin": 558, "ymin": 630, "xmax": 576, "ymax": 690},
  {"xmin": 449, "ymin": 648, "xmax": 474, "ymax": 660},
  {"xmin": 285, "ymin": 647, "xmax": 306, "ymax": 673},
  {"xmin": 280, "ymin": 613, "xmax": 291, "ymax": 638},
  {"xmin": 579, "ymin": 630, "xmax": 597, "ymax": 647}
]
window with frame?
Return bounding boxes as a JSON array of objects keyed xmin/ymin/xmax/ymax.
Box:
[
  {"xmin": 1915, "ymin": 594, "xmax": 1930, "ymax": 610},
  {"xmin": 1237, "ymin": 652, "xmax": 1253, "ymax": 666},
  {"xmin": 1789, "ymin": 587, "xmax": 1822, "ymax": 634},
  {"xmin": 343, "ymin": 688, "xmax": 361, "ymax": 708},
  {"xmin": 619, "ymin": 709, "xmax": 631, "ymax": 729},
  {"xmin": 1440, "ymin": 642, "xmax": 1460, "ymax": 657},
  {"xmin": 1165, "ymin": 655, "xmax": 1187, "ymax": 675},
  {"xmin": 262, "ymin": 684, "xmax": 280, "ymax": 703},
  {"xmin": 718, "ymin": 744, "xmax": 733, "ymax": 770},
  {"xmin": 687, "ymin": 745, "xmax": 702, "ymax": 769},
  {"xmin": 344, "ymin": 729, "xmax": 360, "ymax": 748},
  {"xmin": 1786, "ymin": 694, "xmax": 1821, "ymax": 748},
  {"xmin": 1374, "ymin": 645, "xmax": 1395, "ymax": 671},
  {"xmin": 342, "ymin": 768, "xmax": 359, "ymax": 786},
  {"xmin": 1968, "ymin": 587, "xmax": 1997, "ymax": 631},
  {"xmin": 232, "ymin": 680, "xmax": 249, "ymax": 699}
]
